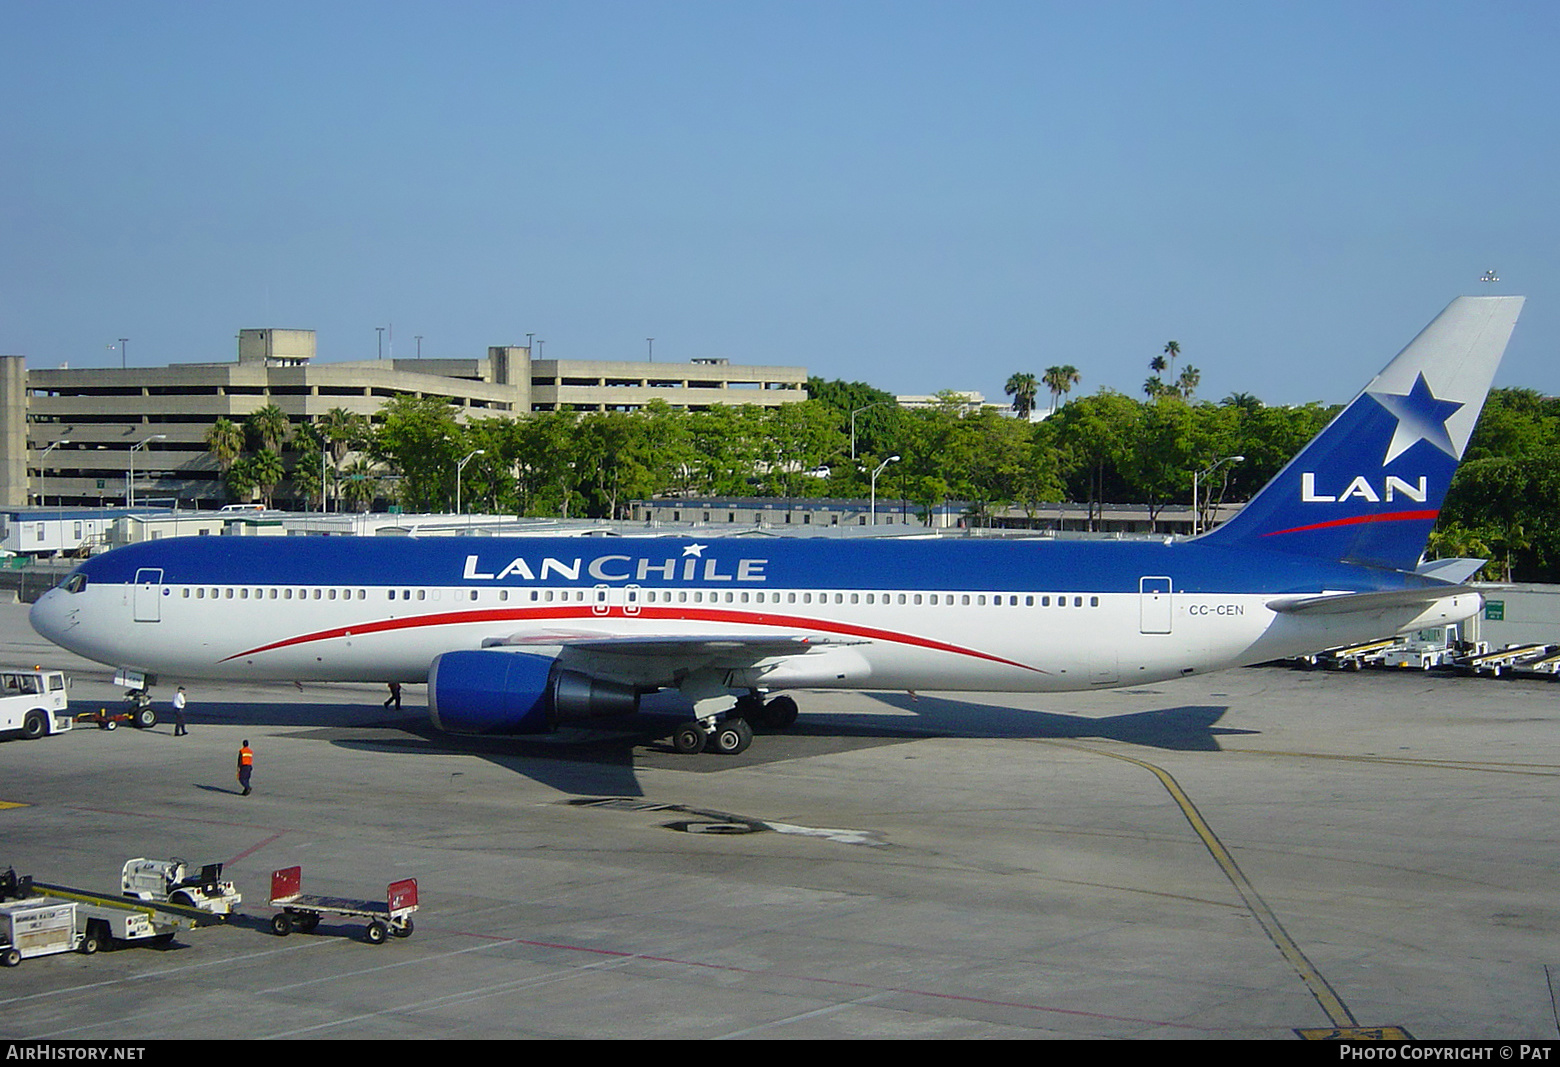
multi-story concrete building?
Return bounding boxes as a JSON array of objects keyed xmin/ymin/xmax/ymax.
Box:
[{"xmin": 2, "ymin": 330, "xmax": 807, "ymax": 509}]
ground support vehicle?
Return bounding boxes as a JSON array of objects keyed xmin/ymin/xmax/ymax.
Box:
[
  {"xmin": 1, "ymin": 869, "xmax": 80, "ymax": 966},
  {"xmin": 121, "ymin": 857, "xmax": 242, "ymax": 917},
  {"xmin": 70, "ymin": 902, "xmax": 180, "ymax": 953},
  {"xmin": 1453, "ymin": 643, "xmax": 1555, "ymax": 678},
  {"xmin": 31, "ymin": 878, "xmax": 216, "ymax": 947},
  {"xmin": 268, "ymin": 865, "xmax": 418, "ymax": 944},
  {"xmin": 1512, "ymin": 647, "xmax": 1560, "ymax": 679},
  {"xmin": 1, "ymin": 896, "xmax": 81, "ymax": 966},
  {"xmin": 73, "ymin": 707, "xmax": 135, "ymax": 731},
  {"xmin": 1381, "ymin": 625, "xmax": 1488, "ymax": 671},
  {"xmin": 1307, "ymin": 638, "xmax": 1397, "ymax": 671},
  {"xmin": 0, "ymin": 668, "xmax": 71, "ymax": 740},
  {"xmin": 1, "ymin": 868, "xmax": 213, "ymax": 963}
]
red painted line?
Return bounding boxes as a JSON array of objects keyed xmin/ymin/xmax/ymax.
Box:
[
  {"xmin": 220, "ymin": 605, "xmax": 1046, "ymax": 674},
  {"xmin": 1261, "ymin": 509, "xmax": 1438, "ymax": 538},
  {"xmin": 228, "ymin": 831, "xmax": 287, "ymax": 866}
]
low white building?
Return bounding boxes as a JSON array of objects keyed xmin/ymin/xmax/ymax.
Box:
[{"xmin": 0, "ymin": 507, "xmax": 169, "ymax": 557}]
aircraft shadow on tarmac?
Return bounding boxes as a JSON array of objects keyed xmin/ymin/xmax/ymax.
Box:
[{"xmin": 100, "ymin": 691, "xmax": 1257, "ymax": 798}]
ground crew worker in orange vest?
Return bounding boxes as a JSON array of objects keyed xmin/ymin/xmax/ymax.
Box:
[{"xmin": 237, "ymin": 740, "xmax": 254, "ymax": 796}]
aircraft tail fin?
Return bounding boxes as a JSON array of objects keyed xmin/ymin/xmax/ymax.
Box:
[{"xmin": 1199, "ymin": 296, "xmax": 1524, "ymax": 572}]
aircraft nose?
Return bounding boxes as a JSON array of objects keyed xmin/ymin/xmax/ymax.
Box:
[{"xmin": 29, "ymin": 588, "xmax": 69, "ymax": 643}]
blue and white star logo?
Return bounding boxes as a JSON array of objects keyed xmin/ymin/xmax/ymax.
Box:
[
  {"xmin": 682, "ymin": 543, "xmax": 707, "ymax": 558},
  {"xmin": 1367, "ymin": 373, "xmax": 1464, "ymax": 464}
]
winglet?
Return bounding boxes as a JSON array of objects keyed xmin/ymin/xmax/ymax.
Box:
[{"xmin": 1200, "ymin": 296, "xmax": 1523, "ymax": 572}]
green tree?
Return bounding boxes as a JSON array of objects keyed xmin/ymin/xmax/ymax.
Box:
[
  {"xmin": 1176, "ymin": 364, "xmax": 1201, "ymax": 402},
  {"xmin": 807, "ymin": 377, "xmax": 898, "ymax": 461},
  {"xmin": 371, "ymin": 395, "xmax": 462, "ymax": 512},
  {"xmin": 1039, "ymin": 390, "xmax": 1141, "ymax": 529},
  {"xmin": 290, "ymin": 438, "xmax": 326, "ymax": 510},
  {"xmin": 340, "ymin": 457, "xmax": 385, "ymax": 512},
  {"xmin": 249, "ymin": 449, "xmax": 286, "ymax": 509},
  {"xmin": 204, "ymin": 418, "xmax": 244, "ymax": 473},
  {"xmin": 245, "ymin": 404, "xmax": 291, "ymax": 454},
  {"xmin": 1004, "ymin": 372, "xmax": 1039, "ymax": 421},
  {"xmin": 1041, "ymin": 365, "xmax": 1081, "ymax": 414}
]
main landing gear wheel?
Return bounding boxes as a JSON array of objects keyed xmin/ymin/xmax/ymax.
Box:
[
  {"xmin": 673, "ymin": 723, "xmax": 707, "ymax": 754},
  {"xmin": 710, "ymin": 717, "xmax": 753, "ymax": 755}
]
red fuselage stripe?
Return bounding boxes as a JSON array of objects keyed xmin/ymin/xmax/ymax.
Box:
[
  {"xmin": 219, "ymin": 605, "xmax": 1048, "ymax": 674},
  {"xmin": 1261, "ymin": 509, "xmax": 1438, "ymax": 538}
]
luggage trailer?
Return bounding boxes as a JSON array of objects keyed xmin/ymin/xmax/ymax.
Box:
[{"xmin": 267, "ymin": 866, "xmax": 418, "ymax": 944}]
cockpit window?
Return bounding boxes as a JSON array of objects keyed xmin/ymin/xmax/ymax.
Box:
[{"xmin": 62, "ymin": 574, "xmax": 87, "ymax": 594}]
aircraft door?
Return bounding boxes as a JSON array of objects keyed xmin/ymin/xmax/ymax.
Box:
[
  {"xmin": 1139, "ymin": 576, "xmax": 1172, "ymax": 634},
  {"xmin": 133, "ymin": 568, "xmax": 164, "ymax": 623}
]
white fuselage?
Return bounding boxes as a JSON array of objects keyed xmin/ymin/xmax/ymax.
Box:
[{"xmin": 29, "ymin": 563, "xmax": 1480, "ymax": 695}]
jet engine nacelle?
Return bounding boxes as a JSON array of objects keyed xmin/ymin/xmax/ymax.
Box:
[{"xmin": 427, "ymin": 650, "xmax": 639, "ymax": 735}]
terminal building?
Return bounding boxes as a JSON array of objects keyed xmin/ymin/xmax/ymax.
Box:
[{"xmin": 1, "ymin": 329, "xmax": 807, "ymax": 510}]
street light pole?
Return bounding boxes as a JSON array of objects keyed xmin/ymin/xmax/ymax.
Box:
[
  {"xmin": 127, "ymin": 434, "xmax": 166, "ymax": 508},
  {"xmin": 39, "ymin": 440, "xmax": 69, "ymax": 507},
  {"xmin": 870, "ymin": 455, "xmax": 900, "ymax": 527},
  {"xmin": 455, "ymin": 449, "xmax": 485, "ymax": 515},
  {"xmin": 1192, "ymin": 455, "xmax": 1244, "ymax": 535}
]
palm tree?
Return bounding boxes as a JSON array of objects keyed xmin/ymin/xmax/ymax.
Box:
[
  {"xmin": 245, "ymin": 404, "xmax": 291, "ymax": 454},
  {"xmin": 1041, "ymin": 365, "xmax": 1081, "ymax": 413},
  {"xmin": 1004, "ymin": 372, "xmax": 1039, "ymax": 421},
  {"xmin": 1177, "ymin": 364, "xmax": 1201, "ymax": 401},
  {"xmin": 1163, "ymin": 340, "xmax": 1180, "ymax": 382},
  {"xmin": 250, "ymin": 449, "xmax": 286, "ymax": 509},
  {"xmin": 204, "ymin": 418, "xmax": 244, "ymax": 473},
  {"xmin": 316, "ymin": 407, "xmax": 366, "ymax": 510},
  {"xmin": 318, "ymin": 407, "xmax": 365, "ymax": 466},
  {"xmin": 340, "ymin": 457, "xmax": 383, "ymax": 512}
]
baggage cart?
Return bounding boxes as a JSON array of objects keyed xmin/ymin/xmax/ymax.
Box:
[{"xmin": 267, "ymin": 866, "xmax": 418, "ymax": 944}]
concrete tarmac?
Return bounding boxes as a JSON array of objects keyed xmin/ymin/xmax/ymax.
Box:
[{"xmin": 1, "ymin": 600, "xmax": 1557, "ymax": 1040}]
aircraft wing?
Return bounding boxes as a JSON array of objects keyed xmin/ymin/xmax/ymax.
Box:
[
  {"xmin": 482, "ymin": 632, "xmax": 867, "ymax": 658},
  {"xmin": 474, "ymin": 630, "xmax": 876, "ymax": 693},
  {"xmin": 1265, "ymin": 586, "xmax": 1479, "ymax": 616}
]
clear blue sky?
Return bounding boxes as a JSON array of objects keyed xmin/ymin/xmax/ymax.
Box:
[{"xmin": 3, "ymin": 1, "xmax": 1555, "ymax": 407}]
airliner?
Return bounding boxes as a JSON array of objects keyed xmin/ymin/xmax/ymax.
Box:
[{"xmin": 29, "ymin": 296, "xmax": 1524, "ymax": 755}]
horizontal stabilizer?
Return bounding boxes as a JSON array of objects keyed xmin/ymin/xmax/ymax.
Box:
[
  {"xmin": 1415, "ymin": 558, "xmax": 1488, "ymax": 584},
  {"xmin": 1266, "ymin": 586, "xmax": 1478, "ymax": 616}
]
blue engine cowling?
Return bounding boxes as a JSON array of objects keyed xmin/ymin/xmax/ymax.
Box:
[{"xmin": 427, "ymin": 650, "xmax": 640, "ymax": 735}]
